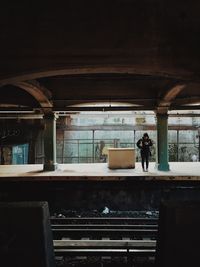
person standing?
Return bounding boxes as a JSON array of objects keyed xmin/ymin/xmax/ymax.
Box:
[{"xmin": 137, "ymin": 133, "xmax": 153, "ymax": 172}]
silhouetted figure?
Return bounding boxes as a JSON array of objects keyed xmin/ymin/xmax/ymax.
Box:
[{"xmin": 137, "ymin": 133, "xmax": 153, "ymax": 172}]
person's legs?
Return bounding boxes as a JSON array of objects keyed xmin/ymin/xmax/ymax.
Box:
[
  {"xmin": 141, "ymin": 151, "xmax": 145, "ymax": 171},
  {"xmin": 145, "ymin": 152, "xmax": 149, "ymax": 171}
]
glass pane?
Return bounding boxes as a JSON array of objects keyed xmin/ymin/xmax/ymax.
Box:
[
  {"xmin": 168, "ymin": 131, "xmax": 177, "ymax": 143},
  {"xmin": 64, "ymin": 142, "xmax": 78, "ymax": 157},
  {"xmin": 179, "ymin": 130, "xmax": 197, "ymax": 143},
  {"xmin": 56, "ymin": 140, "xmax": 64, "ymax": 157},
  {"xmin": 169, "ymin": 143, "xmax": 178, "ymax": 162},
  {"xmin": 64, "ymin": 131, "xmax": 92, "ymax": 139},
  {"xmin": 79, "ymin": 143, "xmax": 93, "ymax": 157},
  {"xmin": 178, "ymin": 144, "xmax": 198, "ymax": 162},
  {"xmin": 95, "ymin": 130, "xmax": 134, "ymax": 148}
]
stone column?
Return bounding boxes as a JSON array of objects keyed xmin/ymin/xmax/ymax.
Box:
[
  {"xmin": 156, "ymin": 110, "xmax": 170, "ymax": 171},
  {"xmin": 43, "ymin": 112, "xmax": 57, "ymax": 171}
]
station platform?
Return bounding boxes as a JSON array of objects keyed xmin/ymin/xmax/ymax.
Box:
[{"xmin": 0, "ymin": 162, "xmax": 199, "ymax": 181}]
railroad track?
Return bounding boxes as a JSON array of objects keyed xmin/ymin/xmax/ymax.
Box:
[
  {"xmin": 52, "ymin": 228, "xmax": 157, "ymax": 239},
  {"xmin": 52, "ymin": 216, "xmax": 158, "ymax": 262},
  {"xmin": 51, "ymin": 216, "xmax": 158, "ymax": 225},
  {"xmin": 54, "ymin": 239, "xmax": 156, "ymax": 257}
]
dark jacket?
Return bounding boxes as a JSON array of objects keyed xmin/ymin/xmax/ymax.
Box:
[{"xmin": 137, "ymin": 137, "xmax": 153, "ymax": 154}]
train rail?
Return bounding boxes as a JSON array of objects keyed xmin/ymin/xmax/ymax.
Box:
[
  {"xmin": 52, "ymin": 228, "xmax": 157, "ymax": 239},
  {"xmin": 54, "ymin": 239, "xmax": 156, "ymax": 256},
  {"xmin": 52, "ymin": 216, "xmax": 157, "ymax": 264},
  {"xmin": 51, "ymin": 216, "xmax": 158, "ymax": 225}
]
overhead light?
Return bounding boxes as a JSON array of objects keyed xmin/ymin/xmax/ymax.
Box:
[
  {"xmin": 69, "ymin": 102, "xmax": 142, "ymax": 107},
  {"xmin": 182, "ymin": 103, "xmax": 200, "ymax": 106}
]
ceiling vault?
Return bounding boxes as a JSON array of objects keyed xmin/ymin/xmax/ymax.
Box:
[
  {"xmin": 158, "ymin": 84, "xmax": 185, "ymax": 107},
  {"xmin": 12, "ymin": 80, "xmax": 53, "ymax": 110}
]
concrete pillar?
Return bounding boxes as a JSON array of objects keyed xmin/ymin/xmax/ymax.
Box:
[
  {"xmin": 156, "ymin": 111, "xmax": 170, "ymax": 171},
  {"xmin": 43, "ymin": 112, "xmax": 57, "ymax": 171}
]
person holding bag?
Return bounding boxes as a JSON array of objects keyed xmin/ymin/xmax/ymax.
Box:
[{"xmin": 137, "ymin": 133, "xmax": 153, "ymax": 172}]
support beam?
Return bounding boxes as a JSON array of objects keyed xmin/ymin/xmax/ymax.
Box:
[
  {"xmin": 158, "ymin": 84, "xmax": 185, "ymax": 107},
  {"xmin": 43, "ymin": 112, "xmax": 58, "ymax": 171},
  {"xmin": 0, "ymin": 67, "xmax": 190, "ymax": 87},
  {"xmin": 156, "ymin": 111, "xmax": 170, "ymax": 171},
  {"xmin": 155, "ymin": 84, "xmax": 185, "ymax": 171},
  {"xmin": 12, "ymin": 80, "xmax": 53, "ymax": 109}
]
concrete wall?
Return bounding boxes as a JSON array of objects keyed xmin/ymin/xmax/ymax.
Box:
[{"xmin": 0, "ymin": 181, "xmax": 200, "ymax": 215}]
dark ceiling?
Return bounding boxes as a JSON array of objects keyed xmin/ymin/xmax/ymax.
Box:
[{"xmin": 0, "ymin": 0, "xmax": 200, "ymax": 112}]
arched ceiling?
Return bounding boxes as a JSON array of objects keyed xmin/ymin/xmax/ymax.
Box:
[{"xmin": 0, "ymin": 0, "xmax": 200, "ymax": 113}]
